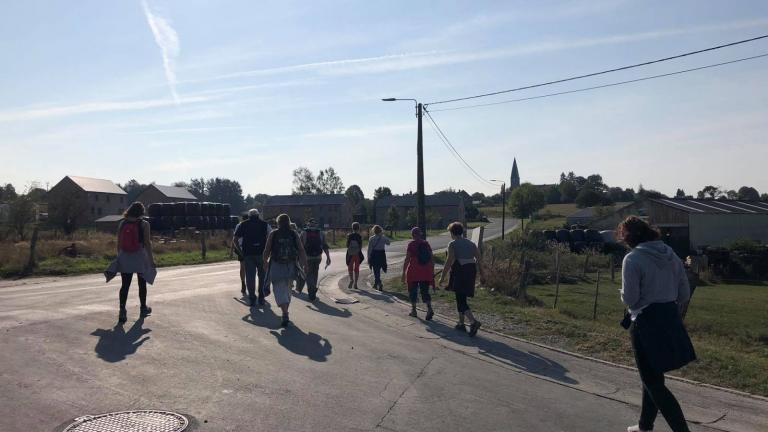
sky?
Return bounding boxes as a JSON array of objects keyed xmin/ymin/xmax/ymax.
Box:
[{"xmin": 1, "ymin": 0, "xmax": 768, "ymax": 198}]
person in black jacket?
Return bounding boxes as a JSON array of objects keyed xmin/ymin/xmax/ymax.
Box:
[
  {"xmin": 233, "ymin": 209, "xmax": 271, "ymax": 306},
  {"xmin": 618, "ymin": 216, "xmax": 695, "ymax": 432}
]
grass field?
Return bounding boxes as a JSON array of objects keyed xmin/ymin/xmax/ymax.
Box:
[
  {"xmin": 480, "ymin": 203, "xmax": 579, "ymax": 231},
  {"xmin": 383, "ymin": 277, "xmax": 768, "ymax": 396}
]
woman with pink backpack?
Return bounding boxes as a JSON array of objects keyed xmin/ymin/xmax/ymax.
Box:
[{"xmin": 114, "ymin": 202, "xmax": 156, "ymax": 324}]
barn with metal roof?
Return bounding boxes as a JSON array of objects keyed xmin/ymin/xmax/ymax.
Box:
[{"xmin": 595, "ymin": 198, "xmax": 768, "ymax": 256}]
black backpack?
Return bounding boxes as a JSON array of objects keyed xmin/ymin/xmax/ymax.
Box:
[
  {"xmin": 242, "ymin": 219, "xmax": 268, "ymax": 256},
  {"xmin": 304, "ymin": 229, "xmax": 323, "ymax": 256},
  {"xmin": 272, "ymin": 229, "xmax": 299, "ymax": 263},
  {"xmin": 416, "ymin": 241, "xmax": 432, "ymax": 265}
]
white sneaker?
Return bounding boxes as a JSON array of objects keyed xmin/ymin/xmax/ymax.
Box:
[{"xmin": 627, "ymin": 426, "xmax": 650, "ymax": 432}]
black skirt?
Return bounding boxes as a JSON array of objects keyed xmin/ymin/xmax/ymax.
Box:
[
  {"xmin": 447, "ymin": 262, "xmax": 477, "ymax": 297},
  {"xmin": 631, "ymin": 302, "xmax": 696, "ymax": 373},
  {"xmin": 369, "ymin": 249, "xmax": 388, "ymax": 272}
]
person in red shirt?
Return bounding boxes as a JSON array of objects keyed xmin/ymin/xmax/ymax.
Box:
[{"xmin": 401, "ymin": 227, "xmax": 435, "ymax": 320}]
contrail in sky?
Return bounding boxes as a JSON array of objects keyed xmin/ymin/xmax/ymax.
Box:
[{"xmin": 141, "ymin": 0, "xmax": 180, "ymax": 104}]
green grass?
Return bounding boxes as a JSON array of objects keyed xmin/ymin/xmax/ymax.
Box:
[
  {"xmin": 4, "ymin": 249, "xmax": 234, "ymax": 278},
  {"xmin": 384, "ymin": 277, "xmax": 768, "ymax": 396}
]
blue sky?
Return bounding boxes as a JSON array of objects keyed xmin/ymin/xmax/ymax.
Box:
[{"xmin": 2, "ymin": 0, "xmax": 767, "ymax": 198}]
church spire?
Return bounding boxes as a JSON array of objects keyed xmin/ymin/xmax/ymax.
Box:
[{"xmin": 510, "ymin": 158, "xmax": 520, "ymax": 189}]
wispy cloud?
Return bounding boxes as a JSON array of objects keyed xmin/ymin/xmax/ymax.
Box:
[
  {"xmin": 0, "ymin": 96, "xmax": 211, "ymax": 123},
  {"xmin": 192, "ymin": 18, "xmax": 768, "ymax": 81},
  {"xmin": 132, "ymin": 125, "xmax": 258, "ymax": 134},
  {"xmin": 300, "ymin": 124, "xmax": 413, "ymax": 140},
  {"xmin": 141, "ymin": 0, "xmax": 180, "ymax": 103}
]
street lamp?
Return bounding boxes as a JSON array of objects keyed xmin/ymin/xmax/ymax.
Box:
[
  {"xmin": 489, "ymin": 179, "xmax": 506, "ymax": 240},
  {"xmin": 382, "ymin": 97, "xmax": 426, "ymax": 238}
]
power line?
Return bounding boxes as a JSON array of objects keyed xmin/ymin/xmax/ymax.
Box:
[
  {"xmin": 424, "ymin": 109, "xmax": 496, "ymax": 187},
  {"xmin": 425, "ymin": 33, "xmax": 768, "ymax": 106},
  {"xmin": 427, "ymin": 52, "xmax": 768, "ymax": 112}
]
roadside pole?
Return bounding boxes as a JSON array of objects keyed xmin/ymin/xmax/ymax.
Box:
[{"xmin": 593, "ymin": 271, "xmax": 601, "ymax": 320}]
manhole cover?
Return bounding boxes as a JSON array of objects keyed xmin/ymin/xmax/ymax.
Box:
[{"xmin": 63, "ymin": 410, "xmax": 188, "ymax": 432}]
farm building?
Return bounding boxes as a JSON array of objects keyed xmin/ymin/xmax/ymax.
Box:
[
  {"xmin": 374, "ymin": 193, "xmax": 465, "ymax": 230},
  {"xmin": 135, "ymin": 184, "xmax": 198, "ymax": 207},
  {"xmin": 262, "ymin": 194, "xmax": 353, "ymax": 228},
  {"xmin": 566, "ymin": 202, "xmax": 633, "ymax": 227},
  {"xmin": 47, "ymin": 176, "xmax": 127, "ymax": 226},
  {"xmin": 592, "ymin": 198, "xmax": 768, "ymax": 257}
]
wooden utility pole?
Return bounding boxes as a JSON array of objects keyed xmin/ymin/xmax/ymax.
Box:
[
  {"xmin": 416, "ymin": 102, "xmax": 426, "ymax": 238},
  {"xmin": 23, "ymin": 225, "xmax": 39, "ymax": 276}
]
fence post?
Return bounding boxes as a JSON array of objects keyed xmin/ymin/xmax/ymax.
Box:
[
  {"xmin": 553, "ymin": 248, "xmax": 561, "ymax": 309},
  {"xmin": 610, "ymin": 255, "xmax": 615, "ymax": 282},
  {"xmin": 582, "ymin": 254, "xmax": 590, "ymax": 278},
  {"xmin": 518, "ymin": 259, "xmax": 531, "ymax": 300},
  {"xmin": 23, "ymin": 225, "xmax": 39, "ymax": 276},
  {"xmin": 200, "ymin": 231, "xmax": 207, "ymax": 260},
  {"xmin": 592, "ymin": 271, "xmax": 600, "ymax": 320},
  {"xmin": 331, "ymin": 229, "xmax": 336, "ymax": 245}
]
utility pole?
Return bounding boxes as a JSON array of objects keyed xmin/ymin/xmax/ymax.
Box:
[
  {"xmin": 416, "ymin": 102, "xmax": 426, "ymax": 237},
  {"xmin": 382, "ymin": 97, "xmax": 426, "ymax": 238},
  {"xmin": 501, "ymin": 182, "xmax": 506, "ymax": 240}
]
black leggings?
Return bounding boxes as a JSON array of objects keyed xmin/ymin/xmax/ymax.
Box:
[
  {"xmin": 120, "ymin": 273, "xmax": 147, "ymax": 308},
  {"xmin": 631, "ymin": 324, "xmax": 690, "ymax": 432},
  {"xmin": 455, "ymin": 292, "xmax": 470, "ymax": 313}
]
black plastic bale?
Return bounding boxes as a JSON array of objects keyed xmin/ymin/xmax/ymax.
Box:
[
  {"xmin": 199, "ymin": 216, "xmax": 209, "ymax": 230},
  {"xmin": 215, "ymin": 216, "xmax": 227, "ymax": 230},
  {"xmin": 187, "ymin": 215, "xmax": 202, "ymax": 229},
  {"xmin": 585, "ymin": 229, "xmax": 603, "ymax": 243},
  {"xmin": 230, "ymin": 215, "xmax": 240, "ymax": 229},
  {"xmin": 147, "ymin": 217, "xmax": 163, "ymax": 231},
  {"xmin": 222, "ymin": 203, "xmax": 231, "ymax": 217},
  {"xmin": 214, "ymin": 203, "xmax": 224, "ymax": 216},
  {"xmin": 172, "ymin": 215, "xmax": 187, "ymax": 229},
  {"xmin": 200, "ymin": 202, "xmax": 212, "ymax": 217},
  {"xmin": 172, "ymin": 202, "xmax": 187, "ymax": 217},
  {"xmin": 186, "ymin": 201, "xmax": 201, "ymax": 216},
  {"xmin": 570, "ymin": 229, "xmax": 586, "ymax": 243},
  {"xmin": 555, "ymin": 229, "xmax": 571, "ymax": 243},
  {"xmin": 161, "ymin": 215, "xmax": 174, "ymax": 229},
  {"xmin": 572, "ymin": 241, "xmax": 588, "ymax": 253},
  {"xmin": 159, "ymin": 203, "xmax": 173, "ymax": 217},
  {"xmin": 543, "ymin": 230, "xmax": 557, "ymax": 241},
  {"xmin": 148, "ymin": 203, "xmax": 163, "ymax": 218}
]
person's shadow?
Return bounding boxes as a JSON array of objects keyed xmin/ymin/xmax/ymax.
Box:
[
  {"xmin": 91, "ymin": 318, "xmax": 151, "ymax": 363},
  {"xmin": 242, "ymin": 303, "xmax": 282, "ymax": 330},
  {"xmin": 303, "ymin": 297, "xmax": 352, "ymax": 318},
  {"xmin": 270, "ymin": 325, "xmax": 332, "ymax": 362},
  {"xmin": 424, "ymin": 320, "xmax": 578, "ymax": 385}
]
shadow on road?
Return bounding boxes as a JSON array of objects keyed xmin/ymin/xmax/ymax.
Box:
[
  {"xmin": 424, "ymin": 320, "xmax": 578, "ymax": 385},
  {"xmin": 241, "ymin": 303, "xmax": 282, "ymax": 330},
  {"xmin": 91, "ymin": 317, "xmax": 151, "ymax": 363},
  {"xmin": 270, "ymin": 325, "xmax": 332, "ymax": 362},
  {"xmin": 303, "ymin": 297, "xmax": 352, "ymax": 318},
  {"xmin": 354, "ymin": 287, "xmax": 396, "ymax": 304}
]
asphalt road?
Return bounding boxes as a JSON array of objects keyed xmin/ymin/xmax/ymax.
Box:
[{"xmin": 1, "ymin": 218, "xmax": 765, "ymax": 432}]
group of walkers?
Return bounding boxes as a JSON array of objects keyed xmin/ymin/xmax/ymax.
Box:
[{"xmin": 109, "ymin": 202, "xmax": 697, "ymax": 432}]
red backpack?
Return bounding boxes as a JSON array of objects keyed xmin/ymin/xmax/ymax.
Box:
[{"xmin": 120, "ymin": 220, "xmax": 143, "ymax": 253}]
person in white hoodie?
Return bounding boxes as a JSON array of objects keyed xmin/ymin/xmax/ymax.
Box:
[{"xmin": 618, "ymin": 216, "xmax": 695, "ymax": 432}]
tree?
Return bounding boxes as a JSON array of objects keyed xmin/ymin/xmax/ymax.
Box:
[
  {"xmin": 315, "ymin": 167, "xmax": 344, "ymax": 194},
  {"xmin": 674, "ymin": 188, "xmax": 687, "ymax": 199},
  {"xmin": 584, "ymin": 174, "xmax": 608, "ymax": 193},
  {"xmin": 636, "ymin": 185, "xmax": 667, "ymax": 200},
  {"xmin": 345, "ymin": 185, "xmax": 365, "ymax": 207},
  {"xmin": 405, "ymin": 208, "xmax": 417, "ymax": 228},
  {"xmin": 426, "ymin": 209, "xmax": 441, "ymax": 229},
  {"xmin": 507, "ymin": 183, "xmax": 545, "ymax": 231},
  {"xmin": 25, "ymin": 188, "xmax": 47, "ymax": 203},
  {"xmin": 608, "ymin": 187, "xmax": 634, "ymax": 202},
  {"xmin": 120, "ymin": 179, "xmax": 147, "ymax": 203},
  {"xmin": 206, "ymin": 178, "xmax": 245, "ymax": 214},
  {"xmin": 292, "ymin": 167, "xmax": 316, "ymax": 195},
  {"xmin": 575, "ymin": 188, "xmax": 604, "ymax": 208},
  {"xmin": 1, "ymin": 183, "xmax": 18, "ymax": 201},
  {"xmin": 559, "ymin": 181, "xmax": 577, "ymax": 203},
  {"xmin": 545, "ymin": 185, "xmax": 561, "ymax": 204},
  {"xmin": 374, "ymin": 186, "xmax": 392, "ymax": 200},
  {"xmin": 697, "ymin": 185, "xmax": 722, "ymax": 200},
  {"xmin": 761, "ymin": 193, "xmax": 768, "ymax": 202},
  {"xmin": 187, "ymin": 178, "xmax": 208, "ymax": 199},
  {"xmin": 737, "ymin": 186, "xmax": 760, "ymax": 201},
  {"xmin": 9, "ymin": 196, "xmax": 36, "ymax": 240},
  {"xmin": 386, "ymin": 206, "xmax": 400, "ymax": 230},
  {"xmin": 723, "ymin": 190, "xmax": 738, "ymax": 200},
  {"xmin": 48, "ymin": 192, "xmax": 87, "ymax": 235}
]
